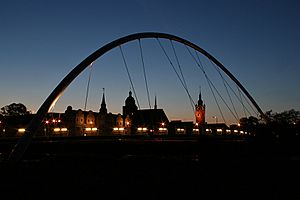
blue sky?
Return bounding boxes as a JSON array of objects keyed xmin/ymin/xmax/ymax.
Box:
[{"xmin": 0, "ymin": 0, "xmax": 299, "ymax": 123}]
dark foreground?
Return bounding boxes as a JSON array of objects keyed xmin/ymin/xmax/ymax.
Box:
[{"xmin": 0, "ymin": 136, "xmax": 299, "ymax": 199}]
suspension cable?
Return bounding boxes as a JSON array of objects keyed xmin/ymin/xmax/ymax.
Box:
[
  {"xmin": 239, "ymin": 88, "xmax": 260, "ymax": 116},
  {"xmin": 170, "ymin": 40, "xmax": 188, "ymax": 91},
  {"xmin": 208, "ymin": 59, "xmax": 239, "ymax": 120},
  {"xmin": 170, "ymin": 40, "xmax": 195, "ymax": 109},
  {"xmin": 84, "ymin": 62, "xmax": 94, "ymax": 111},
  {"xmin": 193, "ymin": 48, "xmax": 257, "ymax": 122},
  {"xmin": 206, "ymin": 57, "xmax": 254, "ymax": 117},
  {"xmin": 208, "ymin": 58, "xmax": 258, "ymax": 117},
  {"xmin": 187, "ymin": 47, "xmax": 227, "ymax": 123},
  {"xmin": 138, "ymin": 39, "xmax": 151, "ymax": 109},
  {"xmin": 119, "ymin": 45, "xmax": 141, "ymax": 109},
  {"xmin": 237, "ymin": 87, "xmax": 248, "ymax": 117},
  {"xmin": 156, "ymin": 38, "xmax": 195, "ymax": 112}
]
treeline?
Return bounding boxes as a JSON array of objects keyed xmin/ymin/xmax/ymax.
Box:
[{"xmin": 239, "ymin": 109, "xmax": 300, "ymax": 141}]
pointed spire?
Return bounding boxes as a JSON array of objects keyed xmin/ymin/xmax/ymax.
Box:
[
  {"xmin": 154, "ymin": 95, "xmax": 157, "ymax": 109},
  {"xmin": 101, "ymin": 88, "xmax": 106, "ymax": 106},
  {"xmin": 100, "ymin": 88, "xmax": 107, "ymax": 114},
  {"xmin": 197, "ymin": 86, "xmax": 203, "ymax": 106}
]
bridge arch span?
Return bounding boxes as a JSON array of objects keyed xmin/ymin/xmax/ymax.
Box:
[{"xmin": 9, "ymin": 32, "xmax": 265, "ymax": 161}]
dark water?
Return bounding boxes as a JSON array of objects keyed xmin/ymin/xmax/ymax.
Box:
[{"xmin": 0, "ymin": 136, "xmax": 299, "ymax": 199}]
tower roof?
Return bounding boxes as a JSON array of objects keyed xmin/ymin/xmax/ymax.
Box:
[
  {"xmin": 125, "ymin": 90, "xmax": 136, "ymax": 106},
  {"xmin": 100, "ymin": 88, "xmax": 107, "ymax": 114},
  {"xmin": 197, "ymin": 89, "xmax": 203, "ymax": 106}
]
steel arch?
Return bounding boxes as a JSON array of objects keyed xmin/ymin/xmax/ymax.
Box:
[{"xmin": 8, "ymin": 32, "xmax": 265, "ymax": 162}]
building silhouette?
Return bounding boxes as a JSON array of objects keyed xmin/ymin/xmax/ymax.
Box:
[{"xmin": 0, "ymin": 89, "xmax": 250, "ymax": 137}]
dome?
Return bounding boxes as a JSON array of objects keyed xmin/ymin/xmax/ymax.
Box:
[{"xmin": 125, "ymin": 91, "xmax": 135, "ymax": 106}]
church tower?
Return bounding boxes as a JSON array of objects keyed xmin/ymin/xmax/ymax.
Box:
[{"xmin": 195, "ymin": 90, "xmax": 205, "ymax": 125}]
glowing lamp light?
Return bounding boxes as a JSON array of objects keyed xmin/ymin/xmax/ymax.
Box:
[
  {"xmin": 113, "ymin": 127, "xmax": 119, "ymax": 131},
  {"xmin": 61, "ymin": 128, "xmax": 68, "ymax": 132},
  {"xmin": 18, "ymin": 128, "xmax": 26, "ymax": 133},
  {"xmin": 138, "ymin": 128, "xmax": 142, "ymax": 131},
  {"xmin": 53, "ymin": 128, "xmax": 60, "ymax": 132},
  {"xmin": 92, "ymin": 128, "xmax": 97, "ymax": 131},
  {"xmin": 85, "ymin": 128, "xmax": 92, "ymax": 131}
]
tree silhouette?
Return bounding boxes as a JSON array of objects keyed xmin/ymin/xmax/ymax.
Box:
[{"xmin": 0, "ymin": 103, "xmax": 31, "ymax": 116}]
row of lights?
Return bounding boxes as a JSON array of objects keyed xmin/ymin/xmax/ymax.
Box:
[
  {"xmin": 45, "ymin": 119, "xmax": 61, "ymax": 124},
  {"xmin": 53, "ymin": 128, "xmax": 68, "ymax": 132},
  {"xmin": 85, "ymin": 127, "xmax": 98, "ymax": 131},
  {"xmin": 204, "ymin": 128, "xmax": 249, "ymax": 135}
]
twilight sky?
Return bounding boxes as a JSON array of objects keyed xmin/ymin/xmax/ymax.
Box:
[{"xmin": 0, "ymin": 0, "xmax": 299, "ymax": 123}]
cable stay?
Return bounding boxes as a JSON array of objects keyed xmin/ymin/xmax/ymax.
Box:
[
  {"xmin": 138, "ymin": 39, "xmax": 151, "ymax": 109},
  {"xmin": 238, "ymin": 87, "xmax": 260, "ymax": 117},
  {"xmin": 84, "ymin": 62, "xmax": 94, "ymax": 111},
  {"xmin": 208, "ymin": 58, "xmax": 258, "ymax": 118},
  {"xmin": 156, "ymin": 38, "xmax": 195, "ymax": 113},
  {"xmin": 207, "ymin": 58, "xmax": 240, "ymax": 120},
  {"xmin": 170, "ymin": 40, "xmax": 188, "ymax": 92},
  {"xmin": 205, "ymin": 56, "xmax": 255, "ymax": 118},
  {"xmin": 193, "ymin": 47, "xmax": 259, "ymax": 121},
  {"xmin": 170, "ymin": 40, "xmax": 196, "ymax": 111},
  {"xmin": 119, "ymin": 45, "xmax": 141, "ymax": 109},
  {"xmin": 187, "ymin": 45, "xmax": 249, "ymax": 124},
  {"xmin": 237, "ymin": 86, "xmax": 248, "ymax": 118},
  {"xmin": 186, "ymin": 46, "xmax": 227, "ymax": 123}
]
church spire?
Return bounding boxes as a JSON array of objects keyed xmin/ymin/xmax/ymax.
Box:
[
  {"xmin": 100, "ymin": 88, "xmax": 107, "ymax": 114},
  {"xmin": 197, "ymin": 87, "xmax": 203, "ymax": 106},
  {"xmin": 154, "ymin": 95, "xmax": 157, "ymax": 109}
]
